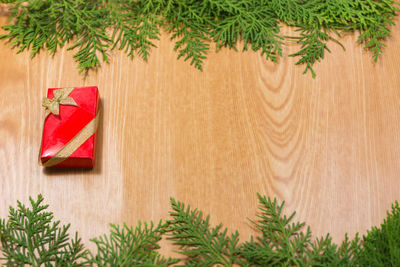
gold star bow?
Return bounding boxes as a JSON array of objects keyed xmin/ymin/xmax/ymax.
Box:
[{"xmin": 42, "ymin": 87, "xmax": 78, "ymax": 117}]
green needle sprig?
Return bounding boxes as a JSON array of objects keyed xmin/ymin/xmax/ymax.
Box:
[
  {"xmin": 87, "ymin": 222, "xmax": 178, "ymax": 266},
  {"xmin": 1, "ymin": 194, "xmax": 400, "ymax": 266},
  {"xmin": 167, "ymin": 198, "xmax": 241, "ymax": 266},
  {"xmin": 0, "ymin": 0, "xmax": 398, "ymax": 76},
  {"xmin": 0, "ymin": 195, "xmax": 87, "ymax": 266}
]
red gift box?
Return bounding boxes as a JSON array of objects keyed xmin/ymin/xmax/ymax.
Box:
[{"xmin": 40, "ymin": 86, "xmax": 100, "ymax": 168}]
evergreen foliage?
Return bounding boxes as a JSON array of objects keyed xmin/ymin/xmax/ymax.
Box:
[
  {"xmin": 357, "ymin": 200, "xmax": 400, "ymax": 266},
  {"xmin": 168, "ymin": 198, "xmax": 242, "ymax": 266},
  {"xmin": 1, "ymin": 194, "xmax": 400, "ymax": 266},
  {"xmin": 0, "ymin": 0, "xmax": 398, "ymax": 76},
  {"xmin": 0, "ymin": 195, "xmax": 87, "ymax": 266},
  {"xmin": 240, "ymin": 194, "xmax": 361, "ymax": 266},
  {"xmin": 87, "ymin": 222, "xmax": 178, "ymax": 266}
]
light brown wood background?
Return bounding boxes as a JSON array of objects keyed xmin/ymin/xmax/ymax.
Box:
[{"xmin": 1, "ymin": 9, "xmax": 400, "ymax": 257}]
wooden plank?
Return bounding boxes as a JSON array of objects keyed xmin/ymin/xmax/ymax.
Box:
[{"xmin": 0, "ymin": 13, "xmax": 399, "ymax": 254}]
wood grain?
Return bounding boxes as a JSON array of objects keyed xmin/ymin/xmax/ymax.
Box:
[{"xmin": 1, "ymin": 11, "xmax": 400, "ymax": 256}]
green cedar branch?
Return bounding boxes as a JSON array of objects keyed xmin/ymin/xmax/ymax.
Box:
[
  {"xmin": 87, "ymin": 221, "xmax": 178, "ymax": 266},
  {"xmin": 0, "ymin": 0, "xmax": 399, "ymax": 76},
  {"xmin": 1, "ymin": 194, "xmax": 400, "ymax": 266},
  {"xmin": 0, "ymin": 194, "xmax": 87, "ymax": 266},
  {"xmin": 109, "ymin": 0, "xmax": 162, "ymax": 62},
  {"xmin": 167, "ymin": 198, "xmax": 241, "ymax": 266},
  {"xmin": 240, "ymin": 194, "xmax": 360, "ymax": 266},
  {"xmin": 358, "ymin": 200, "xmax": 400, "ymax": 266}
]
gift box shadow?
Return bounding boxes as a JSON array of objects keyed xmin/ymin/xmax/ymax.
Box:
[{"xmin": 43, "ymin": 99, "xmax": 104, "ymax": 175}]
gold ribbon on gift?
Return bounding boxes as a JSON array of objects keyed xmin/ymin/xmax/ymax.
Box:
[
  {"xmin": 42, "ymin": 87, "xmax": 78, "ymax": 117},
  {"xmin": 41, "ymin": 87, "xmax": 100, "ymax": 167},
  {"xmin": 42, "ymin": 110, "xmax": 100, "ymax": 167}
]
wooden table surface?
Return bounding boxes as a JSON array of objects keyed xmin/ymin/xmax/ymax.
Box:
[{"xmin": 1, "ymin": 12, "xmax": 400, "ymax": 256}]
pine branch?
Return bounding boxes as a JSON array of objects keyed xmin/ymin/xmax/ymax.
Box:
[
  {"xmin": 109, "ymin": 0, "xmax": 162, "ymax": 62},
  {"xmin": 240, "ymin": 194, "xmax": 360, "ymax": 266},
  {"xmin": 0, "ymin": 194, "xmax": 87, "ymax": 266},
  {"xmin": 65, "ymin": 0, "xmax": 111, "ymax": 73},
  {"xmin": 271, "ymin": 0, "xmax": 399, "ymax": 76},
  {"xmin": 0, "ymin": 0, "xmax": 399, "ymax": 76},
  {"xmin": 211, "ymin": 0, "xmax": 283, "ymax": 62},
  {"xmin": 0, "ymin": 0, "xmax": 111, "ymax": 73},
  {"xmin": 0, "ymin": 1, "xmax": 60, "ymax": 56},
  {"xmin": 288, "ymin": 25, "xmax": 335, "ymax": 78},
  {"xmin": 87, "ymin": 221, "xmax": 178, "ymax": 266},
  {"xmin": 167, "ymin": 198, "xmax": 241, "ymax": 266},
  {"xmin": 358, "ymin": 201, "xmax": 400, "ymax": 266},
  {"xmin": 322, "ymin": 0, "xmax": 400, "ymax": 62},
  {"xmin": 240, "ymin": 195, "xmax": 311, "ymax": 265},
  {"xmin": 163, "ymin": 0, "xmax": 212, "ymax": 70},
  {"xmin": 1, "ymin": 193, "xmax": 400, "ymax": 266},
  {"xmin": 357, "ymin": 15, "xmax": 395, "ymax": 62}
]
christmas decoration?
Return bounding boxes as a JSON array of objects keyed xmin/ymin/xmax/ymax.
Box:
[
  {"xmin": 0, "ymin": 0, "xmax": 398, "ymax": 77},
  {"xmin": 40, "ymin": 86, "xmax": 100, "ymax": 168},
  {"xmin": 1, "ymin": 194, "xmax": 399, "ymax": 266}
]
